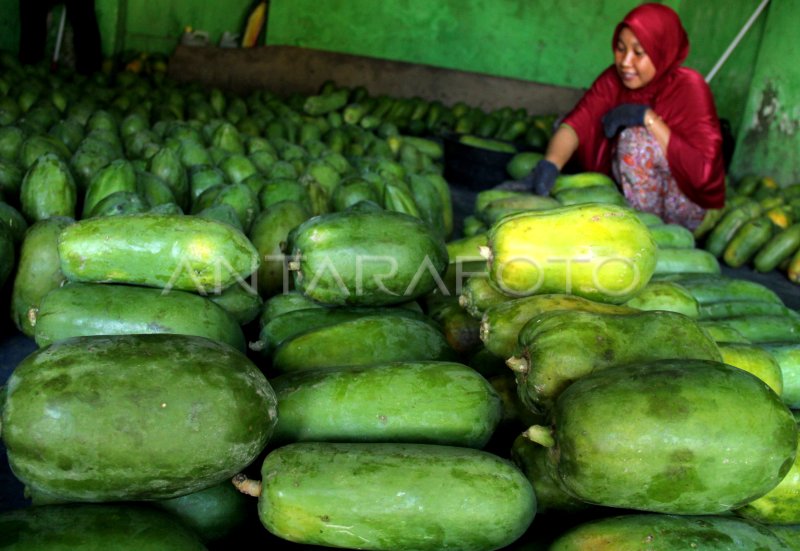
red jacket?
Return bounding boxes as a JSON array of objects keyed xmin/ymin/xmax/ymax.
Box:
[{"xmin": 562, "ymin": 3, "xmax": 726, "ymax": 209}]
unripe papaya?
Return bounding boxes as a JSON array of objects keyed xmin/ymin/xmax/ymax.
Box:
[
  {"xmin": 2, "ymin": 333, "xmax": 278, "ymax": 502},
  {"xmin": 524, "ymin": 359, "xmax": 797, "ymax": 515}
]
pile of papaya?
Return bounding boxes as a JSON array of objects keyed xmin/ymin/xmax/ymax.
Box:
[
  {"xmin": 0, "ymin": 47, "xmax": 799, "ymax": 550},
  {"xmin": 695, "ymin": 174, "xmax": 800, "ymax": 285},
  {"xmin": 306, "ymin": 79, "xmax": 557, "ymax": 151}
]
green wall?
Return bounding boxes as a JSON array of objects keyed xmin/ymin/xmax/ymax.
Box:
[
  {"xmin": 0, "ymin": 0, "xmax": 256, "ymax": 58},
  {"xmin": 92, "ymin": 0, "xmax": 257, "ymax": 55},
  {"xmin": 267, "ymin": 0, "xmax": 669, "ymax": 89},
  {"xmin": 0, "ymin": 0, "xmax": 791, "ymax": 183},
  {"xmin": 730, "ymin": 0, "xmax": 800, "ymax": 185},
  {"xmin": 265, "ymin": 0, "xmax": 767, "ymax": 137}
]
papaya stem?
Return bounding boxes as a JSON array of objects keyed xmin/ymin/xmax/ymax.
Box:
[
  {"xmin": 27, "ymin": 308, "xmax": 38, "ymax": 328},
  {"xmin": 478, "ymin": 245, "xmax": 492, "ymax": 261},
  {"xmin": 232, "ymin": 473, "xmax": 262, "ymax": 497},
  {"xmin": 506, "ymin": 356, "xmax": 529, "ymax": 375},
  {"xmin": 248, "ymin": 339, "xmax": 265, "ymax": 352},
  {"xmin": 523, "ymin": 425, "xmax": 555, "ymax": 448}
]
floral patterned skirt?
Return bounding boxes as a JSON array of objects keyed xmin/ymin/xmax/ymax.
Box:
[{"xmin": 611, "ymin": 127, "xmax": 706, "ymax": 231}]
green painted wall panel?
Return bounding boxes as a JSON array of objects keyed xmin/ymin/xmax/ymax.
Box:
[
  {"xmin": 679, "ymin": 2, "xmax": 766, "ymax": 144},
  {"xmin": 266, "ymin": 0, "xmax": 767, "ymax": 137},
  {"xmin": 0, "ymin": 0, "xmax": 787, "ymax": 182},
  {"xmin": 0, "ymin": 0, "xmax": 19, "ymax": 54},
  {"xmin": 730, "ymin": 0, "xmax": 800, "ymax": 186},
  {"xmin": 267, "ymin": 0, "xmax": 678, "ymax": 89},
  {"xmin": 121, "ymin": 0, "xmax": 253, "ymax": 53}
]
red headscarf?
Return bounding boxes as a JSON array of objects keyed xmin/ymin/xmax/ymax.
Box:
[{"xmin": 562, "ymin": 3, "xmax": 725, "ymax": 208}]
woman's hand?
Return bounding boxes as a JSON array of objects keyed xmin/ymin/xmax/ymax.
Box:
[
  {"xmin": 493, "ymin": 159, "xmax": 558, "ymax": 195},
  {"xmin": 602, "ymin": 104, "xmax": 650, "ymax": 137},
  {"xmin": 529, "ymin": 159, "xmax": 559, "ymax": 195}
]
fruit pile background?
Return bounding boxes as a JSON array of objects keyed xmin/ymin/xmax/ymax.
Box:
[{"xmin": 0, "ymin": 50, "xmax": 799, "ymax": 550}]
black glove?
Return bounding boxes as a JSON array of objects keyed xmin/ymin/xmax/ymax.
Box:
[
  {"xmin": 494, "ymin": 159, "xmax": 559, "ymax": 195},
  {"xmin": 529, "ymin": 159, "xmax": 559, "ymax": 196},
  {"xmin": 602, "ymin": 104, "xmax": 649, "ymax": 138}
]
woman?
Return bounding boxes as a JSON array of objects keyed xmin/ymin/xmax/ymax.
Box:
[{"xmin": 528, "ymin": 3, "xmax": 725, "ymax": 230}]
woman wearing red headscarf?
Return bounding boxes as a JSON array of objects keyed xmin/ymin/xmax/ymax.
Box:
[{"xmin": 526, "ymin": 3, "xmax": 725, "ymax": 230}]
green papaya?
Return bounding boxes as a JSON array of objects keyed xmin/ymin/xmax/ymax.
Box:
[
  {"xmin": 218, "ymin": 153, "xmax": 258, "ymax": 185},
  {"xmin": 18, "ymin": 134, "xmax": 71, "ymax": 169},
  {"xmin": 458, "ymin": 274, "xmax": 512, "ymax": 318},
  {"xmin": 474, "ymin": 189, "xmax": 523, "ymax": 213},
  {"xmin": 719, "ymin": 342, "xmax": 783, "ymax": 395},
  {"xmin": 419, "ymin": 172, "xmax": 454, "ymax": 239},
  {"xmin": 207, "ymin": 282, "xmax": 263, "ymax": 326},
  {"xmin": 525, "ymin": 359, "xmax": 797, "ymax": 514},
  {"xmin": 423, "ymin": 291, "xmax": 483, "ymax": 355},
  {"xmin": 196, "ymin": 203, "xmax": 244, "ymax": 232},
  {"xmin": 20, "ymin": 152, "xmax": 77, "ymax": 222},
  {"xmin": 510, "ymin": 309, "xmax": 722, "ymax": 412},
  {"xmin": 33, "ymin": 282, "xmax": 246, "ymax": 351},
  {"xmin": 83, "ymin": 159, "xmax": 137, "ymax": 217},
  {"xmin": 551, "ymin": 172, "xmax": 617, "ymax": 195},
  {"xmin": 148, "ymin": 147, "xmax": 189, "ymax": 210},
  {"xmin": 10, "ymin": 217, "xmax": 73, "ymax": 336},
  {"xmin": 408, "ymin": 173, "xmax": 447, "ymax": 237},
  {"xmin": 70, "ymin": 140, "xmax": 116, "ymax": 192},
  {"xmin": 0, "ymin": 159, "xmax": 23, "ymax": 198},
  {"xmin": 0, "ymin": 125, "xmax": 25, "ymax": 162},
  {"xmin": 480, "ymin": 293, "xmax": 636, "ymax": 360},
  {"xmin": 136, "ymin": 169, "xmax": 176, "ymax": 207},
  {"xmin": 238, "ymin": 442, "xmax": 536, "ymax": 551},
  {"xmin": 253, "ymin": 305, "xmax": 432, "ymax": 357},
  {"xmin": 549, "ymin": 513, "xmax": 793, "ymax": 550},
  {"xmin": 88, "ymin": 190, "xmax": 149, "ymax": 218},
  {"xmin": 633, "ymin": 210, "xmax": 664, "ymax": 226},
  {"xmin": 510, "ymin": 434, "xmax": 589, "ymax": 515},
  {"xmin": 206, "ymin": 182, "xmax": 259, "ymax": 233},
  {"xmin": 154, "ymin": 481, "xmax": 251, "ymax": 543},
  {"xmin": 762, "ymin": 343, "xmax": 800, "ymax": 409},
  {"xmin": 506, "ymin": 151, "xmax": 544, "ymax": 180},
  {"xmin": 210, "ymin": 121, "xmax": 245, "ymax": 155},
  {"xmin": 287, "ymin": 209, "xmax": 448, "ymax": 306},
  {"xmin": 331, "ymin": 178, "xmax": 380, "ymax": 212},
  {"xmin": 703, "ymin": 315, "xmax": 800, "ymax": 344},
  {"xmin": 655, "ymin": 247, "xmax": 721, "ymax": 275},
  {"xmin": 699, "ymin": 300, "xmax": 799, "ymax": 320},
  {"xmin": 623, "ymin": 280, "xmax": 700, "ymax": 318},
  {"xmin": 2, "ymin": 333, "xmax": 278, "ymax": 502},
  {"xmin": 649, "ymin": 223, "xmax": 696, "ymax": 249},
  {"xmin": 58, "ymin": 214, "xmax": 260, "ymax": 293},
  {"xmin": 270, "ymin": 314, "xmax": 455, "ymax": 374},
  {"xmin": 458, "ymin": 133, "xmax": 517, "ymax": 154},
  {"xmin": 479, "ymin": 195, "xmax": 561, "ymax": 226},
  {"xmin": 699, "ymin": 321, "xmax": 752, "ymax": 344},
  {"xmin": 0, "ymin": 201, "xmax": 28, "ymax": 244},
  {"xmin": 554, "ymin": 184, "xmax": 627, "ymax": 206},
  {"xmin": 0, "ymin": 222, "xmax": 13, "ymax": 289},
  {"xmin": 248, "ymin": 200, "xmax": 310, "ymax": 298},
  {"xmin": 0, "ymin": 503, "xmax": 206, "ymax": 550},
  {"xmin": 259, "ymin": 290, "xmax": 324, "ymax": 327},
  {"xmin": 269, "ymin": 361, "xmax": 502, "ymax": 448},
  {"xmin": 188, "ymin": 164, "xmax": 227, "ymax": 201},
  {"xmin": 674, "ymin": 274, "xmax": 784, "ymax": 305}
]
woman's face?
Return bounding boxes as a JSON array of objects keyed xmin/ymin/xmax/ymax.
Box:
[{"xmin": 614, "ymin": 26, "xmax": 656, "ymax": 89}]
